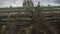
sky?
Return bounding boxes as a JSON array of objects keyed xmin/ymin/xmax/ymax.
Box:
[{"xmin": 0, "ymin": 0, "xmax": 60, "ymax": 7}]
